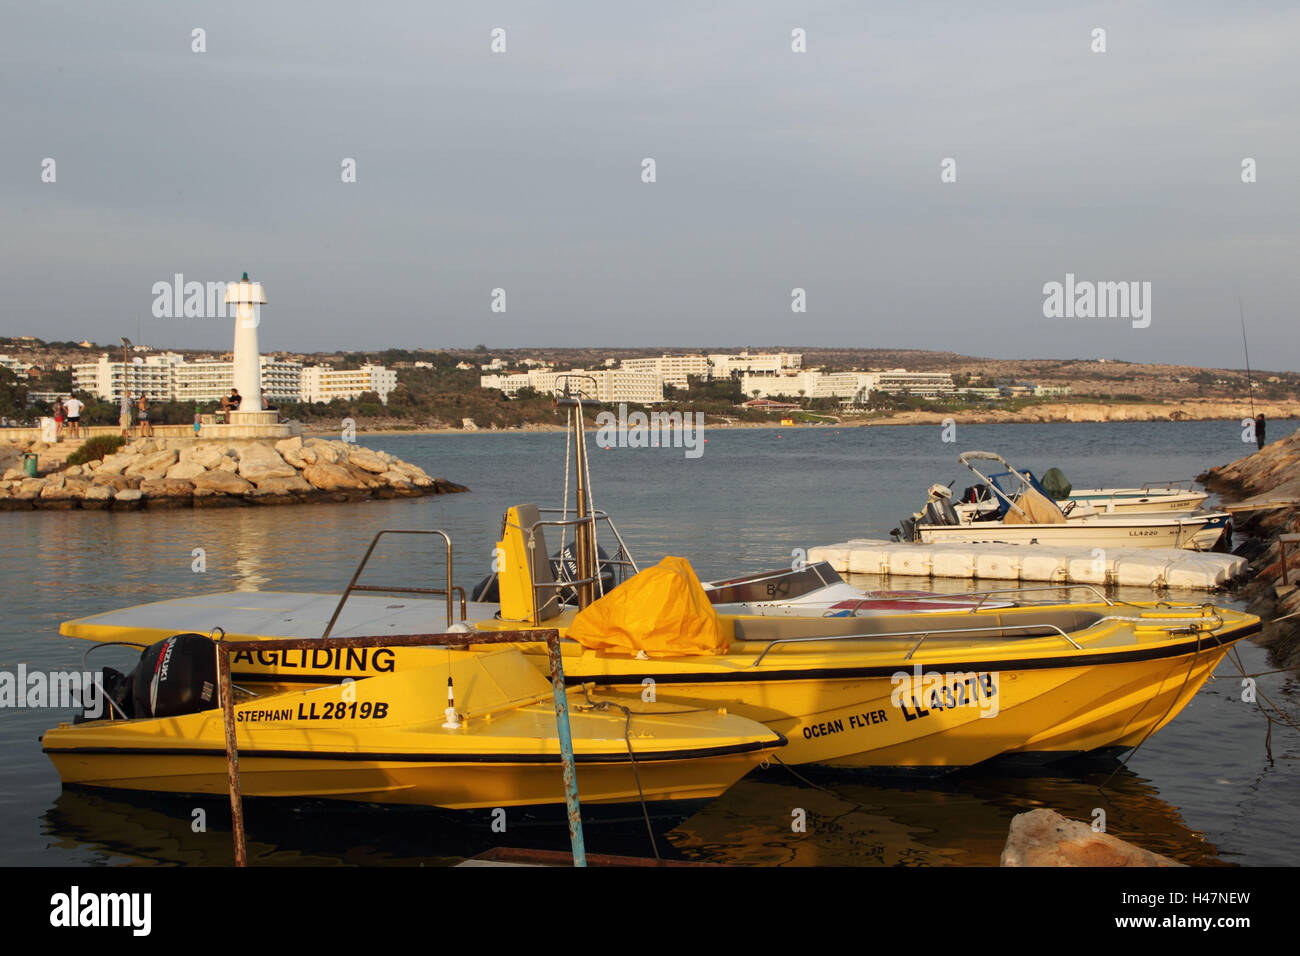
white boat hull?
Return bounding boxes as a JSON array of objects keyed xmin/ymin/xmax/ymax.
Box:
[{"xmin": 918, "ymin": 514, "xmax": 1227, "ymax": 551}]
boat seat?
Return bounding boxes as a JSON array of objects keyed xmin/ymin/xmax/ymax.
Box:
[
  {"xmin": 513, "ymin": 503, "xmax": 563, "ymax": 621},
  {"xmin": 729, "ymin": 608, "xmax": 1105, "ymax": 644}
]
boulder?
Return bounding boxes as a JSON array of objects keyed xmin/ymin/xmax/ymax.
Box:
[
  {"xmin": 189, "ymin": 443, "xmax": 230, "ymax": 470},
  {"xmin": 308, "ymin": 441, "xmax": 342, "ymax": 465},
  {"xmin": 140, "ymin": 478, "xmax": 196, "ymax": 499},
  {"xmin": 125, "ymin": 448, "xmax": 178, "ymax": 479},
  {"xmin": 113, "ymin": 488, "xmax": 144, "ymax": 508},
  {"xmin": 2, "ymin": 467, "xmax": 24, "ymax": 481},
  {"xmin": 91, "ymin": 474, "xmax": 134, "ymax": 491},
  {"xmin": 276, "ymin": 435, "xmax": 317, "ymax": 468},
  {"xmin": 251, "ymin": 475, "xmax": 313, "ymax": 495},
  {"xmin": 1000, "ymin": 809, "xmax": 1185, "ymax": 867},
  {"xmin": 390, "ymin": 460, "xmax": 432, "ymax": 482},
  {"xmin": 348, "ymin": 448, "xmax": 390, "ymax": 474},
  {"xmin": 302, "ymin": 462, "xmax": 367, "ymax": 491},
  {"xmin": 96, "ymin": 452, "xmax": 136, "ymax": 476},
  {"xmin": 82, "ymin": 485, "xmax": 115, "ymax": 508},
  {"xmin": 64, "ymin": 464, "xmax": 83, "ymax": 477},
  {"xmin": 237, "ymin": 444, "xmax": 297, "ymax": 482},
  {"xmin": 165, "ymin": 460, "xmax": 208, "ymax": 481},
  {"xmin": 192, "ymin": 471, "xmax": 255, "ymax": 496},
  {"xmin": 216, "ymin": 455, "xmax": 239, "ymax": 473}
]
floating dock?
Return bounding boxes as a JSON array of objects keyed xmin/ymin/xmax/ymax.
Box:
[{"xmin": 808, "ymin": 540, "xmax": 1247, "ymax": 590}]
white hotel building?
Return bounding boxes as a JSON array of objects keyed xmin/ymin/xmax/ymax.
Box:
[{"xmin": 73, "ymin": 354, "xmax": 397, "ymax": 405}]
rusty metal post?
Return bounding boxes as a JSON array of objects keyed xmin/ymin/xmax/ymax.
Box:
[
  {"xmin": 215, "ymin": 643, "xmax": 248, "ymax": 867},
  {"xmin": 546, "ymin": 634, "xmax": 586, "ymax": 866}
]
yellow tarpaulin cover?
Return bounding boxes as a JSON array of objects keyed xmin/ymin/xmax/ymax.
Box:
[
  {"xmin": 565, "ymin": 556, "xmax": 728, "ymax": 657},
  {"xmin": 1004, "ymin": 486, "xmax": 1067, "ymax": 525}
]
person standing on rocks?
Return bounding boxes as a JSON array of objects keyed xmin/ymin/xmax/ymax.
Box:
[
  {"xmin": 53, "ymin": 399, "xmax": 65, "ymax": 441},
  {"xmin": 63, "ymin": 395, "xmax": 84, "ymax": 440},
  {"xmin": 137, "ymin": 396, "xmax": 153, "ymax": 438},
  {"xmin": 1256, "ymin": 413, "xmax": 1267, "ymax": 450},
  {"xmin": 119, "ymin": 390, "xmax": 133, "ymax": 438}
]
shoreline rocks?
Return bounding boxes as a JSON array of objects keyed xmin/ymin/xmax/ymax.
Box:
[
  {"xmin": 1001, "ymin": 809, "xmax": 1185, "ymax": 867},
  {"xmin": 0, "ymin": 436, "xmax": 468, "ymax": 512},
  {"xmin": 1200, "ymin": 428, "xmax": 1300, "ymax": 669}
]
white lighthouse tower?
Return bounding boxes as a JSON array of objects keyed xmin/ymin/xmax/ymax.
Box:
[{"xmin": 224, "ymin": 271, "xmax": 267, "ymax": 412}]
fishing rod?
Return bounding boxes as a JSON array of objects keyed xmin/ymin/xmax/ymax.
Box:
[{"xmin": 1238, "ymin": 291, "xmax": 1255, "ymax": 420}]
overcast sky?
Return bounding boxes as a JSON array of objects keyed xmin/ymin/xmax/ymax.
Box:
[{"xmin": 2, "ymin": 1, "xmax": 1296, "ymax": 370}]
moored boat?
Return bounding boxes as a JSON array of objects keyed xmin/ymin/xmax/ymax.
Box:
[{"xmin": 43, "ymin": 642, "xmax": 784, "ymax": 810}]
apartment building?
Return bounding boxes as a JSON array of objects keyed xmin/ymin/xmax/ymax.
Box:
[
  {"xmin": 300, "ymin": 364, "xmax": 397, "ymax": 404},
  {"xmin": 619, "ymin": 354, "xmax": 710, "ymax": 389},
  {"xmin": 708, "ymin": 351, "xmax": 803, "ymax": 379}
]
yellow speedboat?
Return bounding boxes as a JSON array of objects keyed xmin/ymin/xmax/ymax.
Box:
[{"xmin": 43, "ymin": 644, "xmax": 784, "ymax": 809}]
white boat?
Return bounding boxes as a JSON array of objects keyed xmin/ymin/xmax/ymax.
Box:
[
  {"xmin": 900, "ymin": 452, "xmax": 1230, "ymax": 552},
  {"xmin": 958, "ymin": 468, "xmax": 1208, "ymax": 517},
  {"xmin": 1060, "ymin": 484, "xmax": 1209, "ymax": 515}
]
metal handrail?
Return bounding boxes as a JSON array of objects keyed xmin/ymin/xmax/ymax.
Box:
[
  {"xmin": 520, "ymin": 512, "xmax": 639, "ymax": 618},
  {"xmin": 1138, "ymin": 479, "xmax": 1199, "ymax": 492},
  {"xmin": 964, "ymin": 584, "xmax": 1115, "ymax": 612},
  {"xmin": 536, "ymin": 508, "xmax": 640, "ymax": 576},
  {"xmin": 321, "ymin": 530, "xmax": 457, "ymax": 638},
  {"xmin": 706, "ymin": 562, "xmax": 838, "ymax": 593},
  {"xmin": 748, "ymin": 621, "xmax": 1085, "ymax": 667}
]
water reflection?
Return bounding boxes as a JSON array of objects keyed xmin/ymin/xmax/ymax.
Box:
[{"xmin": 40, "ymin": 760, "xmax": 1224, "ymax": 867}]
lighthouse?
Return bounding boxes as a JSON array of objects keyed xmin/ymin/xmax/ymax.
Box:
[{"xmin": 224, "ymin": 271, "xmax": 267, "ymax": 412}]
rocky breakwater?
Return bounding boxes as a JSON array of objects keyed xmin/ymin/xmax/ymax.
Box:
[
  {"xmin": 1199, "ymin": 428, "xmax": 1300, "ymax": 668},
  {"xmin": 0, "ymin": 437, "xmax": 468, "ymax": 511}
]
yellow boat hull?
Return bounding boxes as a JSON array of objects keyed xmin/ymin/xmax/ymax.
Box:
[
  {"xmin": 59, "ymin": 596, "xmax": 1258, "ymax": 771},
  {"xmin": 42, "ymin": 649, "xmax": 784, "ymax": 809}
]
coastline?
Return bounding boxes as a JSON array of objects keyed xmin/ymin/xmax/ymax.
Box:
[{"xmin": 344, "ymin": 399, "xmax": 1300, "ymax": 438}]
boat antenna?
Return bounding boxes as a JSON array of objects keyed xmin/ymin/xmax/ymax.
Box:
[{"xmin": 1238, "ymin": 290, "xmax": 1256, "ymax": 420}]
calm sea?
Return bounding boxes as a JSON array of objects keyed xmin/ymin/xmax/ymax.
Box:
[{"xmin": 2, "ymin": 420, "xmax": 1296, "ymax": 866}]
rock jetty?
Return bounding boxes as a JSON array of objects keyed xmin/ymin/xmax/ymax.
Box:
[
  {"xmin": 0, "ymin": 436, "xmax": 467, "ymax": 511},
  {"xmin": 1200, "ymin": 426, "xmax": 1300, "ymax": 668}
]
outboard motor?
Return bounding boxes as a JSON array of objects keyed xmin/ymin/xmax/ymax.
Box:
[
  {"xmin": 132, "ymin": 634, "xmax": 219, "ymax": 719},
  {"xmin": 921, "ymin": 484, "xmax": 961, "ymax": 526},
  {"xmin": 550, "ymin": 543, "xmax": 616, "ymax": 602},
  {"xmin": 78, "ymin": 633, "xmax": 219, "ymax": 723}
]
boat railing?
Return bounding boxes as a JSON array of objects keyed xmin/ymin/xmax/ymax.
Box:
[
  {"xmin": 962, "ymin": 585, "xmax": 1115, "ymax": 612},
  {"xmin": 748, "ymin": 622, "xmax": 1085, "ymax": 667},
  {"xmin": 526, "ymin": 510, "xmax": 639, "ymax": 610},
  {"xmin": 321, "ymin": 529, "xmax": 463, "ymax": 639},
  {"xmin": 834, "ymin": 584, "xmax": 1115, "ymax": 617},
  {"xmin": 1139, "ymin": 479, "xmax": 1199, "ymax": 492}
]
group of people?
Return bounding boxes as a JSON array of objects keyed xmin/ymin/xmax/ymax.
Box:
[
  {"xmin": 48, "ymin": 393, "xmax": 153, "ymax": 440},
  {"xmin": 44, "ymin": 385, "xmax": 282, "ymax": 442}
]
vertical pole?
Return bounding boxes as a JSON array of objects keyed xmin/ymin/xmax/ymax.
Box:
[
  {"xmin": 546, "ymin": 633, "xmax": 586, "ymax": 867},
  {"xmin": 216, "ymin": 645, "xmax": 248, "ymax": 867},
  {"xmin": 573, "ymin": 403, "xmax": 594, "ymax": 609}
]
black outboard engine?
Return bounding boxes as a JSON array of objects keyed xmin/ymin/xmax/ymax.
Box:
[
  {"xmin": 551, "ymin": 544, "xmax": 616, "ymax": 603},
  {"xmin": 131, "ymin": 634, "xmax": 219, "ymax": 719},
  {"xmin": 79, "ymin": 633, "xmax": 218, "ymax": 723}
]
